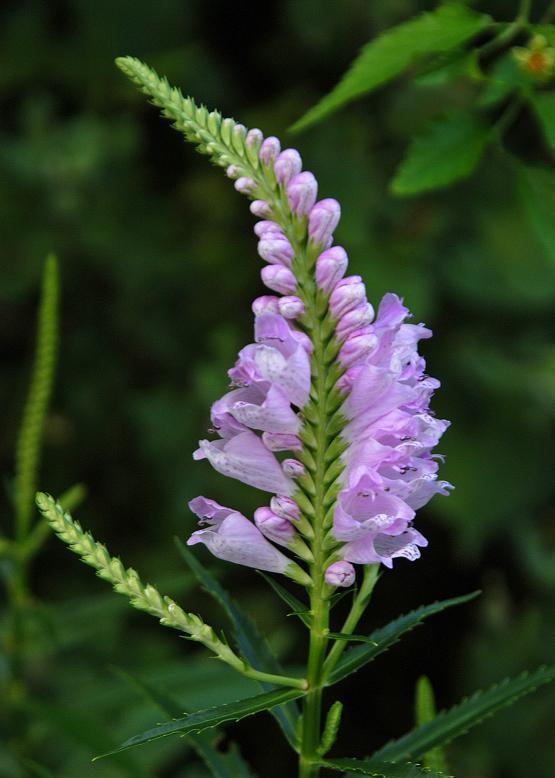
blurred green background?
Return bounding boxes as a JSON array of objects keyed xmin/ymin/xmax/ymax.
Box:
[{"xmin": 1, "ymin": 1, "xmax": 554, "ymax": 776}]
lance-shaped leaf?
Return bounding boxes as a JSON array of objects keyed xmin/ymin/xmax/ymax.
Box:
[
  {"xmin": 414, "ymin": 677, "xmax": 448, "ymax": 773},
  {"xmin": 532, "ymin": 93, "xmax": 555, "ymax": 151},
  {"xmin": 290, "ymin": 3, "xmax": 491, "ymax": 132},
  {"xmin": 176, "ymin": 539, "xmax": 299, "ymax": 743},
  {"xmin": 95, "ymin": 687, "xmax": 305, "ymax": 759},
  {"xmin": 258, "ymin": 571, "xmax": 312, "ymax": 626},
  {"xmin": 320, "ymin": 757, "xmax": 451, "ymax": 776},
  {"xmin": 115, "ymin": 668, "xmax": 252, "ymax": 778},
  {"xmin": 371, "ymin": 664, "xmax": 555, "ymax": 763},
  {"xmin": 390, "ymin": 112, "xmax": 491, "ymax": 196},
  {"xmin": 327, "ymin": 592, "xmax": 479, "ymax": 686}
]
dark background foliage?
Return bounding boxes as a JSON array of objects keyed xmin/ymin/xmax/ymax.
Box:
[{"xmin": 1, "ymin": 1, "xmax": 553, "ymax": 776}]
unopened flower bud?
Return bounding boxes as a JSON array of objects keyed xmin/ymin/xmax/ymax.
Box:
[
  {"xmin": 259, "ymin": 136, "xmax": 281, "ymax": 165},
  {"xmin": 262, "ymin": 432, "xmax": 302, "ymax": 451},
  {"xmin": 282, "ymin": 458, "xmax": 305, "ymax": 477},
  {"xmin": 226, "ymin": 164, "xmax": 241, "ymax": 179},
  {"xmin": 246, "ymin": 128, "xmax": 264, "ymax": 148},
  {"xmin": 339, "ymin": 328, "xmax": 378, "ymax": 368},
  {"xmin": 315, "ymin": 246, "xmax": 348, "ymax": 293},
  {"xmin": 287, "ymin": 172, "xmax": 318, "ymax": 217},
  {"xmin": 308, "ymin": 198, "xmax": 341, "ymax": 246},
  {"xmin": 234, "ymin": 177, "xmax": 256, "ymax": 194},
  {"xmin": 254, "ymin": 507, "xmax": 295, "ymax": 546},
  {"xmin": 261, "ymin": 265, "xmax": 297, "ymax": 295},
  {"xmin": 336, "ymin": 302, "xmax": 375, "ymax": 340},
  {"xmin": 329, "ymin": 276, "xmax": 366, "ymax": 318},
  {"xmin": 274, "ymin": 149, "xmax": 302, "ymax": 185},
  {"xmin": 271, "ymin": 495, "xmax": 301, "ymax": 522},
  {"xmin": 254, "ymin": 220, "xmax": 282, "ymax": 238},
  {"xmin": 278, "ymin": 295, "xmax": 305, "ymax": 319},
  {"xmin": 250, "ymin": 200, "xmax": 272, "ymax": 217},
  {"xmin": 325, "ymin": 561, "xmax": 355, "ymax": 587},
  {"xmin": 252, "ymin": 295, "xmax": 281, "ymax": 316},
  {"xmin": 258, "ymin": 237, "xmax": 294, "ymax": 266}
]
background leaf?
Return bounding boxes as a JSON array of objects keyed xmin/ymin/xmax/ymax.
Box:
[
  {"xmin": 390, "ymin": 112, "xmax": 490, "ymax": 195},
  {"xmin": 414, "ymin": 677, "xmax": 448, "ymax": 773},
  {"xmin": 291, "ymin": 2, "xmax": 491, "ymax": 131}
]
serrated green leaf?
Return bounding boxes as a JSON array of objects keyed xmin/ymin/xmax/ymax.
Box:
[
  {"xmin": 175, "ymin": 539, "xmax": 299, "ymax": 744},
  {"xmin": 517, "ymin": 163, "xmax": 555, "ymax": 267},
  {"xmin": 321, "ymin": 757, "xmax": 451, "ymax": 777},
  {"xmin": 327, "ymin": 632, "xmax": 379, "ymax": 645},
  {"xmin": 531, "ymin": 92, "xmax": 555, "ymax": 150},
  {"xmin": 95, "ymin": 687, "xmax": 305, "ymax": 759},
  {"xmin": 291, "ymin": 3, "xmax": 491, "ymax": 132},
  {"xmin": 371, "ymin": 664, "xmax": 555, "ymax": 763},
  {"xmin": 258, "ymin": 571, "xmax": 311, "ymax": 626},
  {"xmin": 327, "ymin": 592, "xmax": 480, "ymax": 686},
  {"xmin": 113, "ymin": 667, "xmax": 253, "ymax": 777},
  {"xmin": 414, "ymin": 677, "xmax": 448, "ymax": 773},
  {"xmin": 391, "ymin": 112, "xmax": 490, "ymax": 195}
]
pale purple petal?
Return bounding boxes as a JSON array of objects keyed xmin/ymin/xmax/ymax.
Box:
[
  {"xmin": 188, "ymin": 512, "xmax": 290, "ymax": 573},
  {"xmin": 195, "ymin": 431, "xmax": 294, "ymax": 494}
]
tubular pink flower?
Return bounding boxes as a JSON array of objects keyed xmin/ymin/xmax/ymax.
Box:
[
  {"xmin": 287, "ymin": 172, "xmax": 318, "ymax": 216},
  {"xmin": 258, "ymin": 236, "xmax": 294, "ymax": 266},
  {"xmin": 274, "ymin": 149, "xmax": 302, "ymax": 184},
  {"xmin": 234, "ymin": 176, "xmax": 257, "ymax": 194},
  {"xmin": 250, "ymin": 200, "xmax": 272, "ymax": 217},
  {"xmin": 325, "ymin": 561, "xmax": 355, "ymax": 587},
  {"xmin": 254, "ymin": 506, "xmax": 296, "ymax": 546},
  {"xmin": 278, "ymin": 296, "xmax": 305, "ymax": 319},
  {"xmin": 252, "ymin": 295, "xmax": 280, "ymax": 315},
  {"xmin": 308, "ymin": 198, "xmax": 341, "ymax": 246},
  {"xmin": 282, "ymin": 459, "xmax": 305, "ymax": 477},
  {"xmin": 271, "ymin": 495, "xmax": 301, "ymax": 522},
  {"xmin": 261, "ymin": 265, "xmax": 297, "ymax": 295},
  {"xmin": 330, "ymin": 277, "xmax": 367, "ymax": 319},
  {"xmin": 259, "ymin": 136, "xmax": 281, "ymax": 165},
  {"xmin": 315, "ymin": 246, "xmax": 348, "ymax": 293},
  {"xmin": 188, "ymin": 510, "xmax": 291, "ymax": 573}
]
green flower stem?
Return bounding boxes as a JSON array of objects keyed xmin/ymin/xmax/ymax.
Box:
[
  {"xmin": 35, "ymin": 493, "xmax": 306, "ymax": 691},
  {"xmin": 322, "ymin": 564, "xmax": 380, "ymax": 680}
]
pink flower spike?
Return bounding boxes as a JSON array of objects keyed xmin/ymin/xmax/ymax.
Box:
[
  {"xmin": 308, "ymin": 198, "xmax": 341, "ymax": 246},
  {"xmin": 282, "ymin": 458, "xmax": 305, "ymax": 477},
  {"xmin": 259, "ymin": 136, "xmax": 281, "ymax": 165},
  {"xmin": 278, "ymin": 296, "xmax": 305, "ymax": 319},
  {"xmin": 287, "ymin": 172, "xmax": 318, "ymax": 217},
  {"xmin": 235, "ymin": 177, "xmax": 257, "ymax": 195},
  {"xmin": 250, "ymin": 200, "xmax": 272, "ymax": 217},
  {"xmin": 315, "ymin": 246, "xmax": 348, "ymax": 293},
  {"xmin": 254, "ymin": 506, "xmax": 295, "ymax": 546},
  {"xmin": 274, "ymin": 149, "xmax": 302, "ymax": 185},
  {"xmin": 325, "ymin": 561, "xmax": 356, "ymax": 587},
  {"xmin": 252, "ymin": 295, "xmax": 281, "ymax": 315},
  {"xmin": 261, "ymin": 265, "xmax": 297, "ymax": 295}
]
